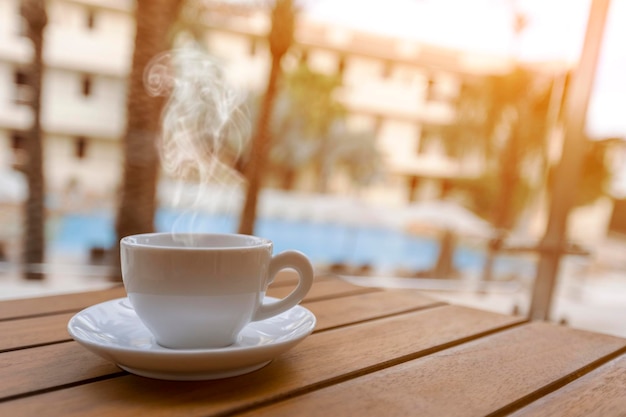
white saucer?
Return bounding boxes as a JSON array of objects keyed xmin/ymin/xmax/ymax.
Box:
[{"xmin": 67, "ymin": 297, "xmax": 316, "ymax": 381}]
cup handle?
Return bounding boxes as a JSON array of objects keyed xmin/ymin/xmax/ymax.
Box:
[{"xmin": 253, "ymin": 250, "xmax": 314, "ymax": 321}]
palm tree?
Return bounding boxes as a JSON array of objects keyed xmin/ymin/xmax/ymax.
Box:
[
  {"xmin": 267, "ymin": 63, "xmax": 346, "ymax": 190},
  {"xmin": 554, "ymin": 137, "xmax": 615, "ymax": 207},
  {"xmin": 326, "ymin": 127, "xmax": 383, "ymax": 189},
  {"xmin": 268, "ymin": 107, "xmax": 316, "ymax": 190},
  {"xmin": 248, "ymin": 61, "xmax": 381, "ymax": 193},
  {"xmin": 19, "ymin": 0, "xmax": 47, "ymax": 280},
  {"xmin": 111, "ymin": 0, "xmax": 183, "ymax": 280},
  {"xmin": 440, "ymin": 67, "xmax": 552, "ymax": 281},
  {"xmin": 238, "ymin": 0, "xmax": 295, "ymax": 235},
  {"xmin": 445, "ymin": 68, "xmax": 551, "ymax": 227},
  {"xmin": 490, "ymin": 68, "xmax": 551, "ymax": 230}
]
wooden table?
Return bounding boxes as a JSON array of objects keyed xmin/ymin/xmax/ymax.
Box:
[{"xmin": 1, "ymin": 273, "xmax": 625, "ymax": 416}]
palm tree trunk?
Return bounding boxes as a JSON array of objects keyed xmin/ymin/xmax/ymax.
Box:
[
  {"xmin": 493, "ymin": 121, "xmax": 522, "ymax": 231},
  {"xmin": 238, "ymin": 56, "xmax": 282, "ymax": 235},
  {"xmin": 315, "ymin": 136, "xmax": 332, "ymax": 194},
  {"xmin": 281, "ymin": 167, "xmax": 296, "ymax": 190},
  {"xmin": 238, "ymin": 0, "xmax": 295, "ymax": 235},
  {"xmin": 110, "ymin": 0, "xmax": 182, "ymax": 280},
  {"xmin": 433, "ymin": 230, "xmax": 455, "ymax": 279},
  {"xmin": 20, "ymin": 0, "xmax": 47, "ymax": 280}
]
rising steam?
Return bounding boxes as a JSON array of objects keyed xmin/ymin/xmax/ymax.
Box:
[{"xmin": 144, "ymin": 44, "xmax": 250, "ymax": 235}]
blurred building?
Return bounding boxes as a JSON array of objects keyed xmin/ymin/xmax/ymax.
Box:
[
  {"xmin": 0, "ymin": 0, "xmax": 131, "ymax": 202},
  {"xmin": 0, "ymin": 0, "xmax": 622, "ymax": 243},
  {"xmin": 201, "ymin": 2, "xmax": 519, "ymax": 205},
  {"xmin": 0, "ymin": 0, "xmax": 509, "ymax": 199}
]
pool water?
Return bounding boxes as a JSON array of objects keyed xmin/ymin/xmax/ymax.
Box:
[{"xmin": 51, "ymin": 209, "xmax": 533, "ymax": 277}]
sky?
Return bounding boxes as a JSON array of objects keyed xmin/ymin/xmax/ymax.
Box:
[{"xmin": 304, "ymin": 0, "xmax": 626, "ymax": 140}]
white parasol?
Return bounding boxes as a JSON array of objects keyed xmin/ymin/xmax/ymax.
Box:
[{"xmin": 400, "ymin": 199, "xmax": 493, "ymax": 238}]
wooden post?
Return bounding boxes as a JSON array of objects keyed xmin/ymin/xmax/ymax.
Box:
[{"xmin": 529, "ymin": 0, "xmax": 611, "ymax": 320}]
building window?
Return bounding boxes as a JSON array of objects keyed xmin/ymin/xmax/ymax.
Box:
[
  {"xmin": 10, "ymin": 132, "xmax": 28, "ymax": 170},
  {"xmin": 11, "ymin": 132, "xmax": 27, "ymax": 151},
  {"xmin": 299, "ymin": 49, "xmax": 309, "ymax": 65},
  {"xmin": 337, "ymin": 55, "xmax": 346, "ymax": 79},
  {"xmin": 249, "ymin": 37, "xmax": 257, "ymax": 56},
  {"xmin": 373, "ymin": 115, "xmax": 384, "ymax": 136},
  {"xmin": 417, "ymin": 125, "xmax": 438, "ymax": 155},
  {"xmin": 13, "ymin": 69, "xmax": 31, "ymax": 105},
  {"xmin": 381, "ymin": 61, "xmax": 393, "ymax": 79},
  {"xmin": 14, "ymin": 69, "xmax": 27, "ymax": 86},
  {"xmin": 81, "ymin": 75, "xmax": 92, "ymax": 97},
  {"xmin": 75, "ymin": 137, "xmax": 88, "ymax": 159},
  {"xmin": 86, "ymin": 9, "xmax": 96, "ymax": 29},
  {"xmin": 425, "ymin": 76, "xmax": 438, "ymax": 101}
]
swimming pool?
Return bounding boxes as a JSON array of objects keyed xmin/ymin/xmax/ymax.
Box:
[{"xmin": 50, "ymin": 209, "xmax": 534, "ymax": 277}]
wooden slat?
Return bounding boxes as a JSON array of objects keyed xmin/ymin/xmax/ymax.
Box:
[
  {"xmin": 305, "ymin": 290, "xmax": 443, "ymax": 331},
  {"xmin": 241, "ymin": 322, "xmax": 626, "ymax": 417},
  {"xmin": 0, "ymin": 279, "xmax": 394, "ymax": 353},
  {"xmin": 0, "ymin": 305, "xmax": 524, "ymax": 416},
  {"xmin": 511, "ymin": 353, "xmax": 626, "ymax": 417},
  {"xmin": 270, "ymin": 271, "xmax": 331, "ymax": 287},
  {"xmin": 0, "ymin": 312, "xmax": 75, "ymax": 351},
  {"xmin": 0, "ymin": 288, "xmax": 437, "ymax": 355},
  {"xmin": 0, "ymin": 343, "xmax": 122, "ymax": 400},
  {"xmin": 0, "ymin": 272, "xmax": 328, "ymax": 321},
  {"xmin": 0, "ymin": 286, "xmax": 125, "ymax": 321},
  {"xmin": 268, "ymin": 278, "xmax": 377, "ymax": 301},
  {"xmin": 0, "ymin": 291, "xmax": 442, "ymax": 399}
]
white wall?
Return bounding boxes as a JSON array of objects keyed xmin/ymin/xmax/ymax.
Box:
[
  {"xmin": 42, "ymin": 68, "xmax": 126, "ymax": 137},
  {"xmin": 0, "ymin": 63, "xmax": 33, "ymax": 131},
  {"xmin": 0, "ymin": 0, "xmax": 500, "ymax": 204},
  {"xmin": 46, "ymin": 0, "xmax": 133, "ymax": 75},
  {"xmin": 45, "ymin": 134, "xmax": 121, "ymax": 197},
  {"xmin": 205, "ymin": 31, "xmax": 269, "ymax": 92},
  {"xmin": 0, "ymin": 0, "xmax": 33, "ymax": 64},
  {"xmin": 0, "ymin": 0, "xmax": 130, "ymax": 200}
]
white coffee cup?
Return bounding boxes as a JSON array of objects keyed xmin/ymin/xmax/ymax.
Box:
[{"xmin": 120, "ymin": 232, "xmax": 314, "ymax": 349}]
